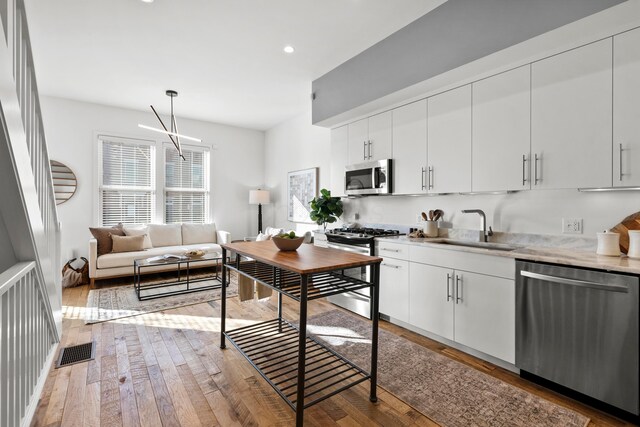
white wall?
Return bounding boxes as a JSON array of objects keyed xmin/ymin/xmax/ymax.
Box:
[
  {"xmin": 0, "ymin": 215, "xmax": 17, "ymax": 273},
  {"xmin": 264, "ymin": 109, "xmax": 331, "ymax": 233},
  {"xmin": 264, "ymin": 111, "xmax": 639, "ymax": 239},
  {"xmin": 40, "ymin": 96, "xmax": 265, "ymax": 260}
]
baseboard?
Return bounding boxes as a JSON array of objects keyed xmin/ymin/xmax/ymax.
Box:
[{"xmin": 21, "ymin": 343, "xmax": 57, "ymax": 427}]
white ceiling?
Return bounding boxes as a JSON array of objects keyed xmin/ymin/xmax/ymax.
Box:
[{"xmin": 25, "ymin": 0, "xmax": 445, "ymax": 131}]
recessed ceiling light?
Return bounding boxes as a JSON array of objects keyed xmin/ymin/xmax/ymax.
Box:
[
  {"xmin": 141, "ymin": 0, "xmax": 154, "ymax": 3},
  {"xmin": 283, "ymin": 45, "xmax": 295, "ymax": 54}
]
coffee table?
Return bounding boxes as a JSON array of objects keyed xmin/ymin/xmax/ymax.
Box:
[{"xmin": 133, "ymin": 252, "xmax": 230, "ymax": 301}]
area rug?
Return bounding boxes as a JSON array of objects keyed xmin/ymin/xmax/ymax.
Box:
[
  {"xmin": 85, "ymin": 272, "xmax": 238, "ymax": 324},
  {"xmin": 306, "ymin": 310, "xmax": 590, "ymax": 427}
]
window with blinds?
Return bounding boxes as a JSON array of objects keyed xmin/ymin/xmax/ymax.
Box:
[
  {"xmin": 99, "ymin": 136, "xmax": 155, "ymax": 226},
  {"xmin": 164, "ymin": 145, "xmax": 209, "ymax": 224}
]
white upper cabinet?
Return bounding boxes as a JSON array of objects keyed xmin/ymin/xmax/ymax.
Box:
[
  {"xmin": 347, "ymin": 111, "xmax": 392, "ymax": 164},
  {"xmin": 614, "ymin": 28, "xmax": 640, "ymax": 187},
  {"xmin": 347, "ymin": 118, "xmax": 368, "ymax": 164},
  {"xmin": 531, "ymin": 39, "xmax": 612, "ymax": 189},
  {"xmin": 330, "ymin": 126, "xmax": 348, "ymax": 197},
  {"xmin": 472, "ymin": 66, "xmax": 531, "ymax": 192},
  {"xmin": 427, "ymin": 85, "xmax": 472, "ymax": 193},
  {"xmin": 393, "ymin": 100, "xmax": 427, "ymax": 195}
]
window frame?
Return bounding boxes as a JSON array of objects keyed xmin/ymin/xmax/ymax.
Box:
[
  {"xmin": 93, "ymin": 131, "xmax": 214, "ymax": 227},
  {"xmin": 161, "ymin": 142, "xmax": 211, "ymax": 224},
  {"xmin": 97, "ymin": 134, "xmax": 157, "ymax": 227}
]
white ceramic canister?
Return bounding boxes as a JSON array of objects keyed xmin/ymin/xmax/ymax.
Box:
[
  {"xmin": 596, "ymin": 231, "xmax": 621, "ymax": 257},
  {"xmin": 422, "ymin": 221, "xmax": 438, "ymax": 238},
  {"xmin": 627, "ymin": 230, "xmax": 640, "ymax": 259}
]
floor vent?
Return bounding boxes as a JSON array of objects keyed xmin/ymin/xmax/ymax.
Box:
[{"xmin": 56, "ymin": 341, "xmax": 96, "ymax": 368}]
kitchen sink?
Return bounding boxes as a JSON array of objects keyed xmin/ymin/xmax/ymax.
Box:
[{"xmin": 432, "ymin": 240, "xmax": 522, "ymax": 252}]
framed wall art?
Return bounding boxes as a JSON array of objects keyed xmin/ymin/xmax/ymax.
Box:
[{"xmin": 287, "ymin": 167, "xmax": 318, "ymax": 223}]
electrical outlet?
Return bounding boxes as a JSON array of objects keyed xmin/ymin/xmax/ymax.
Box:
[
  {"xmin": 354, "ymin": 212, "xmax": 359, "ymax": 220},
  {"xmin": 562, "ymin": 218, "xmax": 583, "ymax": 234}
]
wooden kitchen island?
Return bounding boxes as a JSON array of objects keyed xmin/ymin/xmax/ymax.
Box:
[{"xmin": 219, "ymin": 240, "xmax": 382, "ymax": 426}]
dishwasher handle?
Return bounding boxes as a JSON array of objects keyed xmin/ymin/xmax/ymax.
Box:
[{"xmin": 520, "ymin": 270, "xmax": 629, "ymax": 293}]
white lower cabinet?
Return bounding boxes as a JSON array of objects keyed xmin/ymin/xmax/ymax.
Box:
[
  {"xmin": 379, "ymin": 258, "xmax": 410, "ymax": 323},
  {"xmin": 406, "ymin": 247, "xmax": 516, "ymax": 364},
  {"xmin": 453, "ymin": 271, "xmax": 515, "ymax": 364},
  {"xmin": 409, "ymin": 263, "xmax": 454, "ymax": 340}
]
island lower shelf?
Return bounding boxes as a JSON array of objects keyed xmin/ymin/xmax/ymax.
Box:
[{"xmin": 225, "ymin": 317, "xmax": 370, "ymax": 409}]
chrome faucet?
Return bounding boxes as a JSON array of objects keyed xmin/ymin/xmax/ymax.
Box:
[{"xmin": 461, "ymin": 209, "xmax": 494, "ymax": 242}]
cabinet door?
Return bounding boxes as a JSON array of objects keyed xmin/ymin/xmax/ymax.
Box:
[
  {"xmin": 379, "ymin": 258, "xmax": 409, "ymax": 323},
  {"xmin": 368, "ymin": 111, "xmax": 393, "ymax": 161},
  {"xmin": 348, "ymin": 118, "xmax": 368, "ymax": 164},
  {"xmin": 614, "ymin": 28, "xmax": 640, "ymax": 187},
  {"xmin": 427, "ymin": 85, "xmax": 472, "ymax": 193},
  {"xmin": 393, "ymin": 100, "xmax": 427, "ymax": 194},
  {"xmin": 472, "ymin": 66, "xmax": 531, "ymax": 192},
  {"xmin": 330, "ymin": 126, "xmax": 348, "ymax": 197},
  {"xmin": 409, "ymin": 263, "xmax": 454, "ymax": 340},
  {"xmin": 531, "ymin": 39, "xmax": 612, "ymax": 189},
  {"xmin": 453, "ymin": 271, "xmax": 515, "ymax": 363}
]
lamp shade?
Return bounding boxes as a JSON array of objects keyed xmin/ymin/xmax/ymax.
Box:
[{"xmin": 249, "ymin": 189, "xmax": 270, "ymax": 205}]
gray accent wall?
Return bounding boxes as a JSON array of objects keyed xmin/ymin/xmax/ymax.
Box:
[{"xmin": 311, "ymin": 0, "xmax": 625, "ymax": 124}]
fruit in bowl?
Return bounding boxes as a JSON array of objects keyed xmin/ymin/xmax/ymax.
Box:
[{"xmin": 272, "ymin": 231, "xmax": 304, "ymax": 251}]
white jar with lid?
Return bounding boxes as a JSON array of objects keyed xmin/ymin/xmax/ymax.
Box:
[
  {"xmin": 596, "ymin": 231, "xmax": 620, "ymax": 257},
  {"xmin": 628, "ymin": 230, "xmax": 640, "ymax": 259}
]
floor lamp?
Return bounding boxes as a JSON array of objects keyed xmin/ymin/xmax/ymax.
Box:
[{"xmin": 249, "ymin": 189, "xmax": 270, "ymax": 234}]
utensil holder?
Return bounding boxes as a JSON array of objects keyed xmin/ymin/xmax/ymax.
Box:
[
  {"xmin": 422, "ymin": 221, "xmax": 438, "ymax": 238},
  {"xmin": 596, "ymin": 231, "xmax": 620, "ymax": 257},
  {"xmin": 628, "ymin": 230, "xmax": 640, "ymax": 259}
]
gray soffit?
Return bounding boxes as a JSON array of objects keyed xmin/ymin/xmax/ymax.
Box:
[{"xmin": 311, "ymin": 0, "xmax": 626, "ymax": 125}]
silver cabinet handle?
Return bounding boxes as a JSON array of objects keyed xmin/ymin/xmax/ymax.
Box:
[
  {"xmin": 522, "ymin": 154, "xmax": 527, "ymax": 186},
  {"xmin": 380, "ymin": 248, "xmax": 400, "ymax": 253},
  {"xmin": 446, "ymin": 273, "xmax": 452, "ymax": 302},
  {"xmin": 619, "ymin": 143, "xmax": 624, "ymax": 182},
  {"xmin": 421, "ymin": 167, "xmax": 426, "ymax": 190},
  {"xmin": 428, "ymin": 166, "xmax": 434, "ymax": 190},
  {"xmin": 520, "ymin": 270, "xmax": 628, "ymax": 293},
  {"xmin": 534, "ymin": 153, "xmax": 540, "ymax": 185},
  {"xmin": 368, "ymin": 140, "xmax": 372, "ymax": 159},
  {"xmin": 455, "ymin": 275, "xmax": 462, "ymax": 304},
  {"xmin": 381, "ymin": 263, "xmax": 401, "ymax": 269},
  {"xmin": 363, "ymin": 141, "xmax": 367, "ymax": 161}
]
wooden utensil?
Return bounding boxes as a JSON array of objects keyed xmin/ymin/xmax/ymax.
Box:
[
  {"xmin": 421, "ymin": 212, "xmax": 428, "ymax": 221},
  {"xmin": 428, "ymin": 210, "xmax": 434, "ymax": 221},
  {"xmin": 610, "ymin": 211, "xmax": 640, "ymax": 254},
  {"xmin": 433, "ymin": 209, "xmax": 444, "ymax": 221}
]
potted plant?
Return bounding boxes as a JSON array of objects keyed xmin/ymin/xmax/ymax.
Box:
[{"xmin": 310, "ymin": 189, "xmax": 343, "ymax": 231}]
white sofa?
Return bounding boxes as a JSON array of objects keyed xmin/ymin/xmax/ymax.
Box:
[{"xmin": 89, "ymin": 223, "xmax": 230, "ymax": 286}]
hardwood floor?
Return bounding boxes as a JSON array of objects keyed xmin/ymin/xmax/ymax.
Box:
[{"xmin": 31, "ymin": 284, "xmax": 633, "ymax": 427}]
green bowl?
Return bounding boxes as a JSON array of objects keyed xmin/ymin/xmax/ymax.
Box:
[{"xmin": 272, "ymin": 236, "xmax": 304, "ymax": 251}]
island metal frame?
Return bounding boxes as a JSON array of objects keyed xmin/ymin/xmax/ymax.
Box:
[{"xmin": 219, "ymin": 246, "xmax": 381, "ymax": 426}]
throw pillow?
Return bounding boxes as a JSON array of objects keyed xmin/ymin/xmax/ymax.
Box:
[
  {"xmin": 111, "ymin": 235, "xmax": 146, "ymax": 253},
  {"xmin": 182, "ymin": 223, "xmax": 217, "ymax": 245},
  {"xmin": 148, "ymin": 224, "xmax": 182, "ymax": 247},
  {"xmin": 255, "ymin": 232, "xmax": 271, "ymax": 241},
  {"xmin": 89, "ymin": 223, "xmax": 125, "ymax": 256},
  {"xmin": 123, "ymin": 226, "xmax": 153, "ymax": 249}
]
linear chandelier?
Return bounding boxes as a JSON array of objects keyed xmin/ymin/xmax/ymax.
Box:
[{"xmin": 138, "ymin": 90, "xmax": 202, "ymax": 160}]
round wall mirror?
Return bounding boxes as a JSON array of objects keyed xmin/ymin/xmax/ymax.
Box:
[{"xmin": 50, "ymin": 160, "xmax": 77, "ymax": 205}]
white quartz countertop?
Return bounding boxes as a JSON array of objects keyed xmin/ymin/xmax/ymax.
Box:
[{"xmin": 376, "ymin": 235, "xmax": 640, "ymax": 275}]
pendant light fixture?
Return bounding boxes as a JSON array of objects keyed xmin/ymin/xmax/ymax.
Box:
[{"xmin": 138, "ymin": 90, "xmax": 202, "ymax": 160}]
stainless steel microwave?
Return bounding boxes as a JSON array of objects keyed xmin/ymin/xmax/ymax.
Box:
[{"xmin": 345, "ymin": 159, "xmax": 392, "ymax": 196}]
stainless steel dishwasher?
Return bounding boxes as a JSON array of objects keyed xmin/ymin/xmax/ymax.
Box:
[{"xmin": 516, "ymin": 260, "xmax": 639, "ymax": 416}]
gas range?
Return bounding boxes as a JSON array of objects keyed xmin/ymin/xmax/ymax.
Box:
[{"xmin": 325, "ymin": 227, "xmax": 403, "ymax": 245}]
